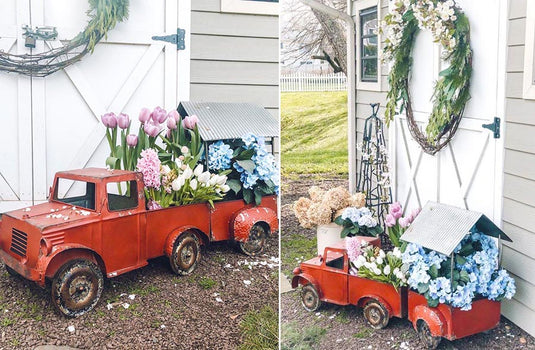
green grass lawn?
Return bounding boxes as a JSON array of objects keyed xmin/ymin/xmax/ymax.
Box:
[{"xmin": 281, "ymin": 91, "xmax": 348, "ymax": 175}]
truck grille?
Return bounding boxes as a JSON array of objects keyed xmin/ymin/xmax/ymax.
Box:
[{"xmin": 10, "ymin": 228, "xmax": 28, "ymax": 257}]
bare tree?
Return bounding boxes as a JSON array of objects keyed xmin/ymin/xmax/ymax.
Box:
[{"xmin": 281, "ymin": 0, "xmax": 347, "ymax": 74}]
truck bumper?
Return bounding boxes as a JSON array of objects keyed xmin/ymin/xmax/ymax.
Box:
[{"xmin": 0, "ymin": 249, "xmax": 45, "ymax": 287}]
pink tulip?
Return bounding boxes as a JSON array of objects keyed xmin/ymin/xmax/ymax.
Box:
[
  {"xmin": 399, "ymin": 216, "xmax": 411, "ymax": 228},
  {"xmin": 126, "ymin": 134, "xmax": 138, "ymax": 147},
  {"xmin": 385, "ymin": 213, "xmax": 396, "ymax": 227},
  {"xmin": 151, "ymin": 107, "xmax": 167, "ymax": 124},
  {"xmin": 166, "ymin": 129, "xmax": 172, "ymax": 138},
  {"xmin": 101, "ymin": 112, "xmax": 117, "ymax": 129},
  {"xmin": 409, "ymin": 208, "xmax": 421, "ymax": 222},
  {"xmin": 390, "ymin": 202, "xmax": 403, "ymax": 219},
  {"xmin": 182, "ymin": 114, "xmax": 199, "ymax": 129},
  {"xmin": 167, "ymin": 117, "xmax": 177, "ymax": 130},
  {"xmin": 143, "ymin": 123, "xmax": 160, "ymax": 138},
  {"xmin": 117, "ymin": 113, "xmax": 131, "ymax": 129},
  {"xmin": 167, "ymin": 110, "xmax": 180, "ymax": 122},
  {"xmin": 139, "ymin": 107, "xmax": 151, "ymax": 124}
]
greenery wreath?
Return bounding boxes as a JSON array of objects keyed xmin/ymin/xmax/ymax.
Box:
[
  {"xmin": 381, "ymin": 0, "xmax": 472, "ymax": 155},
  {"xmin": 0, "ymin": 0, "xmax": 129, "ymax": 77}
]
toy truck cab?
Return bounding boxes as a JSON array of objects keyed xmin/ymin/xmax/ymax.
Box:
[{"xmin": 292, "ymin": 239, "xmax": 406, "ymax": 329}]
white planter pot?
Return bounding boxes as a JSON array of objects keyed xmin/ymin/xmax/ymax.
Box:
[{"xmin": 316, "ymin": 222, "xmax": 343, "ymax": 255}]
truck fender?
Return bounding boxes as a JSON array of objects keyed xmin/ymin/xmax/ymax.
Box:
[
  {"xmin": 232, "ymin": 207, "xmax": 278, "ymax": 243},
  {"xmin": 412, "ymin": 305, "xmax": 446, "ymax": 337},
  {"xmin": 42, "ymin": 244, "xmax": 105, "ymax": 282},
  {"xmin": 357, "ymin": 295, "xmax": 393, "ymax": 316},
  {"xmin": 164, "ymin": 226, "xmax": 208, "ymax": 257},
  {"xmin": 291, "ymin": 274, "xmax": 321, "ymax": 295}
]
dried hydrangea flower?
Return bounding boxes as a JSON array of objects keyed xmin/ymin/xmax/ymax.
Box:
[
  {"xmin": 293, "ymin": 197, "xmax": 313, "ymax": 228},
  {"xmin": 322, "ymin": 187, "xmax": 350, "ymax": 211},
  {"xmin": 308, "ymin": 186, "xmax": 325, "ymax": 202},
  {"xmin": 349, "ymin": 192, "xmax": 366, "ymax": 208},
  {"xmin": 307, "ymin": 201, "xmax": 332, "ymax": 226}
]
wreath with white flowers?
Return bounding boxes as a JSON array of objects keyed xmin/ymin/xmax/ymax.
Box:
[{"xmin": 381, "ymin": 0, "xmax": 472, "ymax": 155}]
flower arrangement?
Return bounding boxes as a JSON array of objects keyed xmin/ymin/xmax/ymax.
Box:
[
  {"xmin": 293, "ymin": 186, "xmax": 366, "ymax": 229},
  {"xmin": 402, "ymin": 230, "xmax": 516, "ymax": 310},
  {"xmin": 346, "ymin": 237, "xmax": 407, "ymax": 289},
  {"xmin": 334, "ymin": 207, "xmax": 383, "ymax": 238},
  {"xmin": 385, "ymin": 202, "xmax": 420, "ymax": 247}
]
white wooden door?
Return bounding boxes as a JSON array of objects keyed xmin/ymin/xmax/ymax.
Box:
[
  {"xmin": 0, "ymin": 0, "xmax": 191, "ymax": 211},
  {"xmin": 390, "ymin": 0, "xmax": 506, "ymax": 222}
]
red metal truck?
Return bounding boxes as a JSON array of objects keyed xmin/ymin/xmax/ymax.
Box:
[
  {"xmin": 292, "ymin": 242, "xmax": 501, "ymax": 349},
  {"xmin": 0, "ymin": 168, "xmax": 278, "ymax": 317}
]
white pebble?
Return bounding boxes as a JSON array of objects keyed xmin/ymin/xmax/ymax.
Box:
[
  {"xmin": 122, "ymin": 303, "xmax": 130, "ymax": 309},
  {"xmin": 215, "ymin": 297, "xmax": 223, "ymax": 303},
  {"xmin": 243, "ymin": 280, "xmax": 251, "ymax": 285},
  {"xmin": 67, "ymin": 325, "xmax": 75, "ymax": 333},
  {"xmin": 128, "ymin": 294, "xmax": 136, "ymax": 300}
]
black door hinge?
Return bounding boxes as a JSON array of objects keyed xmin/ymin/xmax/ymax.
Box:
[
  {"xmin": 152, "ymin": 28, "xmax": 185, "ymax": 50},
  {"xmin": 482, "ymin": 117, "xmax": 500, "ymax": 139}
]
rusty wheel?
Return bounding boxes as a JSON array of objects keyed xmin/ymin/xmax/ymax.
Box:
[
  {"xmin": 417, "ymin": 320, "xmax": 441, "ymax": 349},
  {"xmin": 239, "ymin": 223, "xmax": 267, "ymax": 257},
  {"xmin": 170, "ymin": 232, "xmax": 201, "ymax": 276},
  {"xmin": 301, "ymin": 284, "xmax": 322, "ymax": 312},
  {"xmin": 5, "ymin": 264, "xmax": 19, "ymax": 277},
  {"xmin": 51, "ymin": 259, "xmax": 103, "ymax": 317},
  {"xmin": 363, "ymin": 300, "xmax": 390, "ymax": 329}
]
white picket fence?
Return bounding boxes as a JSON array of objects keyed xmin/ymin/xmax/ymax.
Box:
[{"xmin": 280, "ymin": 73, "xmax": 347, "ymax": 92}]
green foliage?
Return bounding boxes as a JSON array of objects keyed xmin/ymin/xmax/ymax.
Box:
[
  {"xmin": 281, "ymin": 322, "xmax": 326, "ymax": 350},
  {"xmin": 281, "ymin": 92, "xmax": 348, "ymax": 175},
  {"xmin": 239, "ymin": 306, "xmax": 278, "ymax": 350},
  {"xmin": 281, "ymin": 233, "xmax": 317, "ymax": 277},
  {"xmin": 197, "ymin": 277, "xmax": 217, "ymax": 290},
  {"xmin": 84, "ymin": 0, "xmax": 130, "ymax": 52},
  {"xmin": 384, "ymin": 5, "xmax": 472, "ymax": 145}
]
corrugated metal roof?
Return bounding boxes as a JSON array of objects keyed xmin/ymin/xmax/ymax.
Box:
[
  {"xmin": 177, "ymin": 101, "xmax": 279, "ymax": 141},
  {"xmin": 400, "ymin": 202, "xmax": 511, "ymax": 256}
]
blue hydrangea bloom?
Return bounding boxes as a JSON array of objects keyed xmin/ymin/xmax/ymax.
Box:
[{"xmin": 208, "ymin": 141, "xmax": 233, "ymax": 171}]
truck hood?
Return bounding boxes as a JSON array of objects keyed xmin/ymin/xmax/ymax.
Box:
[{"xmin": 5, "ymin": 202, "xmax": 99, "ymax": 232}]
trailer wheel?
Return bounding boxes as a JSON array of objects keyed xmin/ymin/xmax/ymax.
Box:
[
  {"xmin": 301, "ymin": 284, "xmax": 322, "ymax": 312},
  {"xmin": 239, "ymin": 223, "xmax": 266, "ymax": 257},
  {"xmin": 170, "ymin": 232, "xmax": 201, "ymax": 276},
  {"xmin": 5, "ymin": 264, "xmax": 19, "ymax": 277},
  {"xmin": 417, "ymin": 320, "xmax": 442, "ymax": 349},
  {"xmin": 363, "ymin": 300, "xmax": 390, "ymax": 329},
  {"xmin": 51, "ymin": 259, "xmax": 104, "ymax": 317}
]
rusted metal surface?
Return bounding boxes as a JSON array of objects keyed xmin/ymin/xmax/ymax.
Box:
[
  {"xmin": 407, "ymin": 290, "xmax": 501, "ymax": 341},
  {"xmin": 232, "ymin": 204, "xmax": 278, "ymax": 243},
  {"xmin": 0, "ymin": 168, "xmax": 279, "ymax": 316}
]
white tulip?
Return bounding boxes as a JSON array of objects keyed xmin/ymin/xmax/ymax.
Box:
[
  {"xmin": 376, "ymin": 257, "xmax": 383, "ymax": 265},
  {"xmin": 198, "ymin": 171, "xmax": 211, "ymax": 184},
  {"xmin": 220, "ymin": 184, "xmax": 230, "ymax": 193},
  {"xmin": 209, "ymin": 176, "xmax": 218, "ymax": 186},
  {"xmin": 379, "ymin": 250, "xmax": 386, "ymax": 259},
  {"xmin": 171, "ymin": 177, "xmax": 184, "ymax": 191},
  {"xmin": 217, "ymin": 175, "xmax": 227, "ymax": 185},
  {"xmin": 193, "ymin": 164, "xmax": 203, "ymax": 177},
  {"xmin": 175, "ymin": 159, "xmax": 182, "ymax": 169},
  {"xmin": 161, "ymin": 165, "xmax": 171, "ymax": 175},
  {"xmin": 182, "ymin": 166, "xmax": 193, "ymax": 179},
  {"xmin": 190, "ymin": 179, "xmax": 198, "ymax": 191},
  {"xmin": 383, "ymin": 265, "xmax": 391, "ymax": 275},
  {"xmin": 393, "ymin": 248, "xmax": 402, "ymax": 258}
]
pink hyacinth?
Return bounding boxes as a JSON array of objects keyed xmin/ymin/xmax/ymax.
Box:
[
  {"xmin": 138, "ymin": 107, "xmax": 151, "ymax": 124},
  {"xmin": 385, "ymin": 213, "xmax": 396, "ymax": 227},
  {"xmin": 389, "ymin": 202, "xmax": 403, "ymax": 219},
  {"xmin": 126, "ymin": 134, "xmax": 138, "ymax": 147},
  {"xmin": 101, "ymin": 112, "xmax": 117, "ymax": 129},
  {"xmin": 136, "ymin": 149, "xmax": 161, "ymax": 189},
  {"xmin": 117, "ymin": 113, "xmax": 131, "ymax": 129},
  {"xmin": 182, "ymin": 114, "xmax": 199, "ymax": 129},
  {"xmin": 143, "ymin": 122, "xmax": 160, "ymax": 138},
  {"xmin": 346, "ymin": 236, "xmax": 363, "ymax": 262},
  {"xmin": 151, "ymin": 107, "xmax": 167, "ymax": 124},
  {"xmin": 147, "ymin": 200, "xmax": 162, "ymax": 211}
]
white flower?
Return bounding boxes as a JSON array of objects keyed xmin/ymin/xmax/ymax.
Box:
[
  {"xmin": 190, "ymin": 179, "xmax": 198, "ymax": 191},
  {"xmin": 182, "ymin": 166, "xmax": 193, "ymax": 179},
  {"xmin": 172, "ymin": 177, "xmax": 185, "ymax": 191},
  {"xmin": 374, "ymin": 267, "xmax": 382, "ymax": 275},
  {"xmin": 193, "ymin": 164, "xmax": 203, "ymax": 177},
  {"xmin": 383, "ymin": 265, "xmax": 391, "ymax": 275},
  {"xmin": 181, "ymin": 145, "xmax": 189, "ymax": 154},
  {"xmin": 216, "ymin": 174, "xmax": 227, "ymax": 185},
  {"xmin": 393, "ymin": 267, "xmax": 400, "ymax": 275},
  {"xmin": 393, "ymin": 247, "xmax": 402, "ymax": 258},
  {"xmin": 198, "ymin": 171, "xmax": 211, "ymax": 184},
  {"xmin": 379, "ymin": 250, "xmax": 386, "ymax": 259},
  {"xmin": 220, "ymin": 184, "xmax": 230, "ymax": 193},
  {"xmin": 376, "ymin": 256, "xmax": 384, "ymax": 265},
  {"xmin": 161, "ymin": 165, "xmax": 171, "ymax": 175},
  {"xmin": 175, "ymin": 159, "xmax": 183, "ymax": 168}
]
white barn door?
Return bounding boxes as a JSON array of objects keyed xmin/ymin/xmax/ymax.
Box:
[
  {"xmin": 391, "ymin": 0, "xmax": 506, "ymax": 222},
  {"xmin": 0, "ymin": 0, "xmax": 190, "ymax": 211}
]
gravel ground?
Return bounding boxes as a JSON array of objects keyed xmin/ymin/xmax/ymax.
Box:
[
  {"xmin": 0, "ymin": 236, "xmax": 279, "ymax": 350},
  {"xmin": 280, "ymin": 175, "xmax": 535, "ymax": 350}
]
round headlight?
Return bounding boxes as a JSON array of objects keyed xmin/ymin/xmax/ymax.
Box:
[{"xmin": 40, "ymin": 238, "xmax": 52, "ymax": 256}]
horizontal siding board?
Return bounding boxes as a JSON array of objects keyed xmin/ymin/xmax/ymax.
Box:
[
  {"xmin": 502, "ymin": 298, "xmax": 535, "ymax": 336},
  {"xmin": 502, "ymin": 222, "xmax": 535, "ymax": 260},
  {"xmin": 507, "ymin": 45, "xmax": 525, "ymax": 72},
  {"xmin": 503, "ymin": 173, "xmax": 535, "ymax": 207},
  {"xmin": 191, "ymin": 12, "xmax": 278, "ymax": 38},
  {"xmin": 190, "ymin": 60, "xmax": 278, "ymax": 85},
  {"xmin": 509, "ymin": 0, "xmax": 527, "ymax": 20},
  {"xmin": 509, "ymin": 273, "xmax": 535, "ymax": 315},
  {"xmin": 356, "ymin": 91, "xmax": 387, "ymax": 105},
  {"xmin": 505, "ymin": 122, "xmax": 535, "ymax": 153},
  {"xmin": 192, "ymin": 0, "xmax": 220, "ymax": 12},
  {"xmin": 508, "ymin": 18, "xmax": 526, "ymax": 46},
  {"xmin": 502, "ymin": 245, "xmax": 535, "ymax": 286},
  {"xmin": 190, "ymin": 84, "xmax": 278, "ymax": 109},
  {"xmin": 505, "ymin": 97, "xmax": 535, "ymax": 124},
  {"xmin": 506, "ymin": 72, "xmax": 524, "ymax": 98},
  {"xmin": 504, "ymin": 149, "xmax": 535, "ymax": 181},
  {"xmin": 502, "ymin": 198, "xmax": 535, "ymax": 234},
  {"xmin": 190, "ymin": 34, "xmax": 278, "ymax": 62}
]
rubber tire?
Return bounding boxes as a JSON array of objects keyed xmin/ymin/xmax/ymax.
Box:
[
  {"xmin": 239, "ymin": 223, "xmax": 267, "ymax": 257},
  {"xmin": 170, "ymin": 232, "xmax": 201, "ymax": 276},
  {"xmin": 417, "ymin": 320, "xmax": 442, "ymax": 349},
  {"xmin": 363, "ymin": 300, "xmax": 390, "ymax": 329},
  {"xmin": 5, "ymin": 264, "xmax": 19, "ymax": 277},
  {"xmin": 301, "ymin": 284, "xmax": 322, "ymax": 312},
  {"xmin": 51, "ymin": 259, "xmax": 104, "ymax": 318}
]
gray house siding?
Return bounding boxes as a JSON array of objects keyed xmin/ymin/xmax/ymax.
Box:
[{"xmin": 501, "ymin": 0, "xmax": 535, "ymax": 336}]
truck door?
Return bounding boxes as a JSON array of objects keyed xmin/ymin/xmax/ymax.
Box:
[
  {"xmin": 320, "ymin": 248, "xmax": 349, "ymax": 304},
  {"xmin": 101, "ymin": 180, "xmax": 144, "ymax": 275}
]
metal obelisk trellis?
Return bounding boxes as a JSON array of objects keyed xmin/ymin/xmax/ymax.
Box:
[{"xmin": 356, "ymin": 103, "xmax": 392, "ymax": 237}]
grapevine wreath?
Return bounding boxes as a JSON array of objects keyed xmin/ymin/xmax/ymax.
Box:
[
  {"xmin": 381, "ymin": 0, "xmax": 472, "ymax": 155},
  {"xmin": 0, "ymin": 0, "xmax": 129, "ymax": 77}
]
